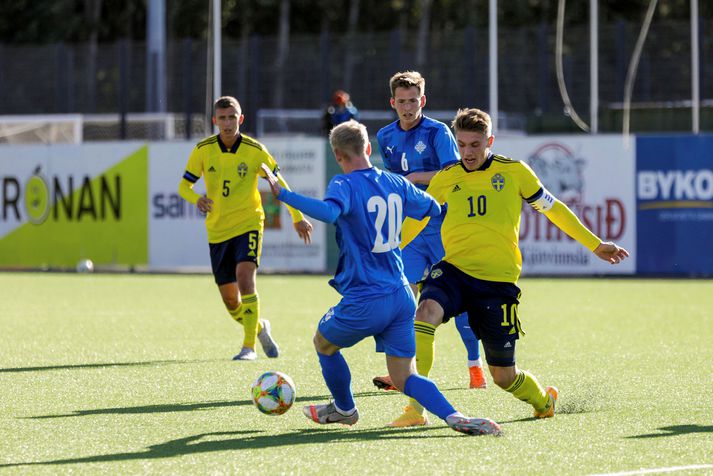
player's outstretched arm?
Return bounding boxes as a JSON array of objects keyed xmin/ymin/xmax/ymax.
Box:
[
  {"xmin": 261, "ymin": 163, "xmax": 340, "ymax": 224},
  {"xmin": 593, "ymin": 242, "xmax": 630, "ymax": 264},
  {"xmin": 261, "ymin": 164, "xmax": 314, "ymax": 243}
]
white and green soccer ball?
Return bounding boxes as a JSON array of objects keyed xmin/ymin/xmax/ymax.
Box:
[{"xmin": 251, "ymin": 371, "xmax": 296, "ymax": 415}]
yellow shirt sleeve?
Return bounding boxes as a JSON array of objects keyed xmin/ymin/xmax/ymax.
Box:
[
  {"xmin": 178, "ymin": 146, "xmax": 203, "ymax": 204},
  {"xmin": 543, "ymin": 200, "xmax": 602, "ymax": 251}
]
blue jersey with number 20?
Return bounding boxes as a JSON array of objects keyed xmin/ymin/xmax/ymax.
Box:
[{"xmin": 325, "ymin": 167, "xmax": 441, "ymax": 298}]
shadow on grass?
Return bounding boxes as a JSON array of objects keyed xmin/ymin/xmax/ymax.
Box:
[
  {"xmin": 0, "ymin": 426, "xmax": 464, "ymax": 468},
  {"xmin": 24, "ymin": 390, "xmax": 389, "ymax": 420},
  {"xmin": 0, "ymin": 359, "xmax": 221, "ymax": 374},
  {"xmin": 626, "ymin": 424, "xmax": 713, "ymax": 439}
]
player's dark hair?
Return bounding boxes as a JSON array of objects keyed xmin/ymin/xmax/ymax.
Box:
[
  {"xmin": 389, "ymin": 71, "xmax": 425, "ymax": 97},
  {"xmin": 214, "ymin": 96, "xmax": 241, "ymax": 113},
  {"xmin": 452, "ymin": 108, "xmax": 492, "ymax": 136}
]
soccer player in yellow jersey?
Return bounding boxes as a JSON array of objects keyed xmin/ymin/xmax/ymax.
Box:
[
  {"xmin": 179, "ymin": 96, "xmax": 313, "ymax": 361},
  {"xmin": 389, "ymin": 107, "xmax": 629, "ymax": 425}
]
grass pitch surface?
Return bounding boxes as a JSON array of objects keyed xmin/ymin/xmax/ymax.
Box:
[{"xmin": 1, "ymin": 273, "xmax": 712, "ymax": 475}]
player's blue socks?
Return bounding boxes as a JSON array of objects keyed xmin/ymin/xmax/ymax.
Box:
[
  {"xmin": 455, "ymin": 313, "xmax": 480, "ymax": 361},
  {"xmin": 403, "ymin": 373, "xmax": 456, "ymax": 421},
  {"xmin": 317, "ymin": 351, "xmax": 355, "ymax": 412}
]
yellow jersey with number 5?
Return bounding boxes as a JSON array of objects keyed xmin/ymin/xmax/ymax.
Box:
[
  {"xmin": 425, "ymin": 154, "xmax": 544, "ymax": 283},
  {"xmin": 181, "ymin": 134, "xmax": 278, "ymax": 243}
]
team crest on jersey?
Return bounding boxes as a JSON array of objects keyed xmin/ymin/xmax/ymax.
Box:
[
  {"xmin": 491, "ymin": 173, "xmax": 505, "ymax": 191},
  {"xmin": 415, "ymin": 141, "xmax": 427, "ymax": 154},
  {"xmin": 320, "ymin": 307, "xmax": 335, "ymax": 325},
  {"xmin": 430, "ymin": 268, "xmax": 443, "ymax": 279},
  {"xmin": 237, "ymin": 162, "xmax": 248, "ymax": 178}
]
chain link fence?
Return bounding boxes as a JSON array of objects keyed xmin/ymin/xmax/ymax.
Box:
[{"xmin": 0, "ymin": 18, "xmax": 711, "ymax": 140}]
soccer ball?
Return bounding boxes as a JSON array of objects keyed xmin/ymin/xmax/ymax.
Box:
[
  {"xmin": 76, "ymin": 259, "xmax": 94, "ymax": 273},
  {"xmin": 251, "ymin": 371, "xmax": 296, "ymax": 415}
]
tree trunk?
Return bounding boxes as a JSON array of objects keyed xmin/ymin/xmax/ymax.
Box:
[
  {"xmin": 416, "ymin": 0, "xmax": 432, "ymax": 69},
  {"xmin": 343, "ymin": 0, "xmax": 360, "ymax": 92},
  {"xmin": 273, "ymin": 0, "xmax": 290, "ymax": 110},
  {"xmin": 85, "ymin": 0, "xmax": 103, "ymax": 113}
]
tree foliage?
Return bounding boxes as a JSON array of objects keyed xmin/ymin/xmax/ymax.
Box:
[{"xmin": 0, "ymin": 0, "xmax": 710, "ymax": 44}]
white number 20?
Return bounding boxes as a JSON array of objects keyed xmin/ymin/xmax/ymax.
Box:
[{"xmin": 367, "ymin": 194, "xmax": 403, "ymax": 253}]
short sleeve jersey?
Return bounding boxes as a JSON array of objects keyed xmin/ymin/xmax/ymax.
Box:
[
  {"xmin": 376, "ymin": 115, "xmax": 459, "ymax": 234},
  {"xmin": 324, "ymin": 167, "xmax": 439, "ymax": 298},
  {"xmin": 182, "ymin": 134, "xmax": 278, "ymax": 243},
  {"xmin": 425, "ymin": 153, "xmax": 544, "ymax": 283}
]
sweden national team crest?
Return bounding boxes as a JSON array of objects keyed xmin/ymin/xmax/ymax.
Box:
[
  {"xmin": 237, "ymin": 162, "xmax": 248, "ymax": 178},
  {"xmin": 430, "ymin": 268, "xmax": 443, "ymax": 279},
  {"xmin": 491, "ymin": 173, "xmax": 505, "ymax": 191}
]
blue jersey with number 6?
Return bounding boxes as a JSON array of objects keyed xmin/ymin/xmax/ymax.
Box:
[{"xmin": 324, "ymin": 167, "xmax": 441, "ymax": 298}]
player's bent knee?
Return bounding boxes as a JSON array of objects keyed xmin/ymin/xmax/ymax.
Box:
[
  {"xmin": 415, "ymin": 299, "xmax": 444, "ymax": 326},
  {"xmin": 313, "ymin": 331, "xmax": 339, "ymax": 355}
]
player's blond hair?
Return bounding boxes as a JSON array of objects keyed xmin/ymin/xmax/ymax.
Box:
[
  {"xmin": 452, "ymin": 108, "xmax": 492, "ymax": 137},
  {"xmin": 329, "ymin": 120, "xmax": 369, "ymax": 159},
  {"xmin": 214, "ymin": 96, "xmax": 241, "ymax": 113},
  {"xmin": 389, "ymin": 71, "xmax": 426, "ymax": 97}
]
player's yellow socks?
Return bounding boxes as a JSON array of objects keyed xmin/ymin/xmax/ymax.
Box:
[
  {"xmin": 504, "ymin": 369, "xmax": 549, "ymax": 411},
  {"xmin": 409, "ymin": 321, "xmax": 437, "ymax": 413},
  {"xmin": 228, "ymin": 304, "xmax": 243, "ymax": 323},
  {"xmin": 228, "ymin": 304, "xmax": 264, "ymax": 333},
  {"xmin": 240, "ymin": 293, "xmax": 260, "ymax": 349}
]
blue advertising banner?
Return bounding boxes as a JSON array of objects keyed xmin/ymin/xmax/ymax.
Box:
[{"xmin": 636, "ymin": 135, "xmax": 713, "ymax": 275}]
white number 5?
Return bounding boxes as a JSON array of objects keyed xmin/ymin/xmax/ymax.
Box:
[{"xmin": 368, "ymin": 194, "xmax": 403, "ymax": 253}]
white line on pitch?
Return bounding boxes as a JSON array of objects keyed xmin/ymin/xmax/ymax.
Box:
[{"xmin": 589, "ymin": 464, "xmax": 713, "ymax": 476}]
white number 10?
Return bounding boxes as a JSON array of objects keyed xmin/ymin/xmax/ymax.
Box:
[{"xmin": 367, "ymin": 194, "xmax": 403, "ymax": 253}]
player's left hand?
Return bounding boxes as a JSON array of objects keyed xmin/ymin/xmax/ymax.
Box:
[
  {"xmin": 593, "ymin": 242, "xmax": 630, "ymax": 264},
  {"xmin": 294, "ymin": 219, "xmax": 313, "ymax": 244},
  {"xmin": 261, "ymin": 163, "xmax": 282, "ymax": 197}
]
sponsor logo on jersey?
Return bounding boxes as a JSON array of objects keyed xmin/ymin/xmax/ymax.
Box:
[
  {"xmin": 503, "ymin": 341, "xmax": 512, "ymax": 348},
  {"xmin": 386, "ymin": 145, "xmax": 395, "ymax": 155},
  {"xmin": 208, "ymin": 166, "xmax": 216, "ymax": 172},
  {"xmin": 491, "ymin": 173, "xmax": 505, "ymax": 191},
  {"xmin": 452, "ymin": 184, "xmax": 462, "ymax": 192},
  {"xmin": 430, "ymin": 268, "xmax": 443, "ymax": 279},
  {"xmin": 415, "ymin": 141, "xmax": 427, "ymax": 154},
  {"xmin": 237, "ymin": 162, "xmax": 248, "ymax": 178}
]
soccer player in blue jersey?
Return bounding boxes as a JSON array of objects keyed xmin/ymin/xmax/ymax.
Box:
[
  {"xmin": 373, "ymin": 71, "xmax": 485, "ymax": 427},
  {"xmin": 262, "ymin": 120, "xmax": 501, "ymax": 436}
]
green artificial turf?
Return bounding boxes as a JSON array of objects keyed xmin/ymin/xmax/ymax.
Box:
[{"xmin": 1, "ymin": 273, "xmax": 711, "ymax": 475}]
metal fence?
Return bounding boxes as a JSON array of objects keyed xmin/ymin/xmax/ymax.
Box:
[{"xmin": 0, "ymin": 18, "xmax": 711, "ymax": 138}]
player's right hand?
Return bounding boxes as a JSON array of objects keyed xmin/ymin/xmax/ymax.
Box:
[
  {"xmin": 593, "ymin": 242, "xmax": 629, "ymax": 264},
  {"xmin": 197, "ymin": 196, "xmax": 213, "ymax": 213}
]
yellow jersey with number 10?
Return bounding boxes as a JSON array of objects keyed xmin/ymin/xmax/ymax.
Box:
[{"xmin": 426, "ymin": 154, "xmax": 544, "ymax": 283}]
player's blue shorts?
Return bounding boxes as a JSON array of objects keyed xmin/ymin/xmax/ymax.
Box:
[
  {"xmin": 402, "ymin": 232, "xmax": 445, "ymax": 284},
  {"xmin": 420, "ymin": 261, "xmax": 522, "ymax": 366},
  {"xmin": 317, "ymin": 285, "xmax": 417, "ymax": 358},
  {"xmin": 208, "ymin": 230, "xmax": 262, "ymax": 285}
]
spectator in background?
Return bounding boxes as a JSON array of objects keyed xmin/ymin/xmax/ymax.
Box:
[{"xmin": 322, "ymin": 90, "xmax": 359, "ymax": 134}]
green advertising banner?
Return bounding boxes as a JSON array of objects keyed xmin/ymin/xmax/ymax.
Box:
[{"xmin": 0, "ymin": 144, "xmax": 148, "ymax": 268}]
